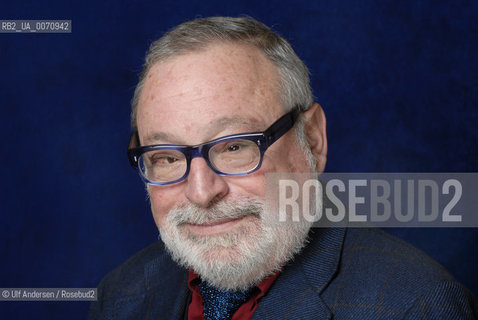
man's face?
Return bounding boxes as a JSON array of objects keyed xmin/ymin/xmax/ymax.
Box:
[{"xmin": 136, "ymin": 43, "xmax": 317, "ymax": 290}]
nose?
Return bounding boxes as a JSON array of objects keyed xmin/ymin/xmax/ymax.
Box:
[{"xmin": 184, "ymin": 157, "xmax": 229, "ymax": 208}]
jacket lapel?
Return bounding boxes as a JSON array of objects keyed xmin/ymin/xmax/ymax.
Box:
[{"xmin": 252, "ymin": 228, "xmax": 345, "ymax": 320}]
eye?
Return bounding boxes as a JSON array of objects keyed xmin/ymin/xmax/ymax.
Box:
[
  {"xmin": 161, "ymin": 156, "xmax": 178, "ymax": 164},
  {"xmin": 150, "ymin": 154, "xmax": 179, "ymax": 165},
  {"xmin": 227, "ymin": 144, "xmax": 241, "ymax": 152},
  {"xmin": 214, "ymin": 140, "xmax": 256, "ymax": 154}
]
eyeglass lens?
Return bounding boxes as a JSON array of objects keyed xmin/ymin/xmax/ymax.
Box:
[{"xmin": 139, "ymin": 139, "xmax": 261, "ymax": 183}]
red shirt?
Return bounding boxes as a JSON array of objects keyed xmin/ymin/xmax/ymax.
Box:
[{"xmin": 187, "ymin": 270, "xmax": 279, "ymax": 320}]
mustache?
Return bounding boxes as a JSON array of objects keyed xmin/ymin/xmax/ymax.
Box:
[{"xmin": 167, "ymin": 198, "xmax": 264, "ymax": 226}]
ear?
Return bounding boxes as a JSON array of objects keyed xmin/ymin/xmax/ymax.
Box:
[{"xmin": 303, "ymin": 103, "xmax": 328, "ymax": 173}]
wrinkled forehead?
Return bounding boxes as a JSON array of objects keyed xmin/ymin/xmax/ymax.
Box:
[{"xmin": 136, "ymin": 43, "xmax": 285, "ymax": 145}]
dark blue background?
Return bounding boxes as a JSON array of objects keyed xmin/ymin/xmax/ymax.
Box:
[{"xmin": 0, "ymin": 0, "xmax": 477, "ymax": 318}]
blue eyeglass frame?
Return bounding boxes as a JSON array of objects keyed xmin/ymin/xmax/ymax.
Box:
[{"xmin": 127, "ymin": 106, "xmax": 301, "ymax": 185}]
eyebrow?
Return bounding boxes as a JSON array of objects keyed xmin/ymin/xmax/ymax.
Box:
[{"xmin": 142, "ymin": 115, "xmax": 265, "ymax": 146}]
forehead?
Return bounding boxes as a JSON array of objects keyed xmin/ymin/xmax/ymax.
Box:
[{"xmin": 137, "ymin": 43, "xmax": 284, "ymax": 145}]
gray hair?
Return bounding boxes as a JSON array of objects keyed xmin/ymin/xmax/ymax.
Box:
[{"xmin": 131, "ymin": 16, "xmax": 314, "ymax": 129}]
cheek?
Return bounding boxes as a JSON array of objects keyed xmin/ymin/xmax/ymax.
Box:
[
  {"xmin": 225, "ymin": 174, "xmax": 267, "ymax": 200},
  {"xmin": 148, "ymin": 186, "xmax": 183, "ymax": 229}
]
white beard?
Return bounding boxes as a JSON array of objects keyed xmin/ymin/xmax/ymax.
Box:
[{"xmin": 159, "ymin": 197, "xmax": 313, "ymax": 291}]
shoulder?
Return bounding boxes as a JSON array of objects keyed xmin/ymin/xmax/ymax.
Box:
[
  {"xmin": 341, "ymin": 228, "xmax": 450, "ymax": 283},
  {"xmin": 89, "ymin": 241, "xmax": 187, "ymax": 319},
  {"xmin": 320, "ymin": 228, "xmax": 478, "ymax": 319},
  {"xmin": 96, "ymin": 241, "xmax": 166, "ymax": 295}
]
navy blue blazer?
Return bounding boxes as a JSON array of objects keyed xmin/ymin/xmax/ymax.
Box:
[{"xmin": 89, "ymin": 228, "xmax": 477, "ymax": 319}]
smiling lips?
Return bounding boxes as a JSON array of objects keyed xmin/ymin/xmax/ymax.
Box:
[{"xmin": 185, "ymin": 215, "xmax": 250, "ymax": 236}]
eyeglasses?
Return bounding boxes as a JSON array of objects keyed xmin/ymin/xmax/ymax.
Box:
[{"xmin": 127, "ymin": 107, "xmax": 301, "ymax": 185}]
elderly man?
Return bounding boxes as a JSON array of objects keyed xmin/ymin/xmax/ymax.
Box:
[{"xmin": 90, "ymin": 17, "xmax": 477, "ymax": 319}]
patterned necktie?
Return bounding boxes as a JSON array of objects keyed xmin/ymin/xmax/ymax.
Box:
[{"xmin": 199, "ymin": 281, "xmax": 253, "ymax": 320}]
